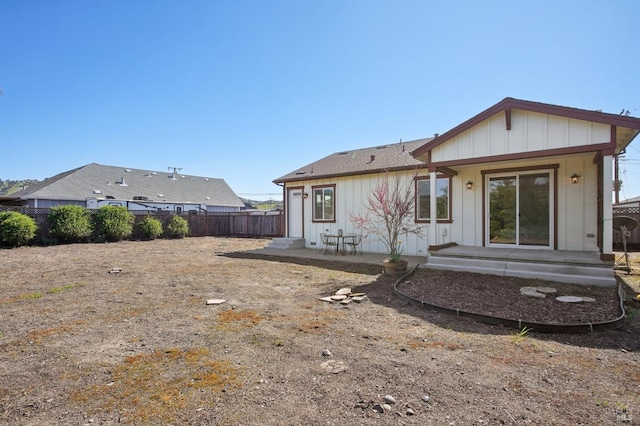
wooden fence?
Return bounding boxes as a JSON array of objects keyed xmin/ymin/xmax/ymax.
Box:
[
  {"xmin": 613, "ymin": 206, "xmax": 639, "ymax": 249},
  {"xmin": 0, "ymin": 207, "xmax": 284, "ymax": 240}
]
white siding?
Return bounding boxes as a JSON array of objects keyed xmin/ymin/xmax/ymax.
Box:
[
  {"xmin": 447, "ymin": 153, "xmax": 599, "ymax": 251},
  {"xmin": 287, "ymin": 171, "xmax": 432, "ymax": 256},
  {"xmin": 287, "ymin": 152, "xmax": 599, "ymax": 254},
  {"xmin": 431, "ymin": 110, "xmax": 611, "ymax": 163}
]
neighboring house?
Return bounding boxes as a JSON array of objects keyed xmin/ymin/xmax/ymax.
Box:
[
  {"xmin": 273, "ymin": 97, "xmax": 640, "ymax": 263},
  {"xmin": 615, "ymin": 195, "xmax": 640, "ymax": 209},
  {"xmin": 0, "ymin": 163, "xmax": 245, "ymax": 213}
]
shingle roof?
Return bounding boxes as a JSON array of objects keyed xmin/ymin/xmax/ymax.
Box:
[
  {"xmin": 13, "ymin": 163, "xmax": 244, "ymax": 207},
  {"xmin": 273, "ymin": 138, "xmax": 432, "ymax": 183}
]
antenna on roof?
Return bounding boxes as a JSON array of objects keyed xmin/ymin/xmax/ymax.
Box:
[{"xmin": 168, "ymin": 166, "xmax": 182, "ymax": 180}]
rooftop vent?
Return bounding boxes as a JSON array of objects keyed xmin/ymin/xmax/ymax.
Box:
[
  {"xmin": 133, "ymin": 196, "xmax": 149, "ymax": 201},
  {"xmin": 295, "ymin": 171, "xmax": 306, "ymax": 175},
  {"xmin": 105, "ymin": 195, "xmax": 115, "ymax": 199},
  {"xmin": 125, "ymin": 169, "xmax": 132, "ymax": 173},
  {"xmin": 157, "ymin": 193, "xmax": 164, "ymax": 198},
  {"xmin": 93, "ymin": 189, "xmax": 102, "ymax": 194},
  {"xmin": 204, "ymin": 178, "xmax": 209, "ymax": 181},
  {"xmin": 119, "ymin": 178, "xmax": 128, "ymax": 187},
  {"xmin": 180, "ymin": 175, "xmax": 186, "ymax": 179},
  {"xmin": 338, "ymin": 151, "xmax": 349, "ymax": 155},
  {"xmin": 376, "ymin": 145, "xmax": 387, "ymax": 149}
]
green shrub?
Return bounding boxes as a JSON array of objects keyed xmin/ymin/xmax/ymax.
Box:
[
  {"xmin": 94, "ymin": 206, "xmax": 134, "ymax": 242},
  {"xmin": 137, "ymin": 215, "xmax": 163, "ymax": 240},
  {"xmin": 47, "ymin": 205, "xmax": 93, "ymax": 243},
  {"xmin": 0, "ymin": 211, "xmax": 38, "ymax": 247},
  {"xmin": 165, "ymin": 215, "xmax": 189, "ymax": 239}
]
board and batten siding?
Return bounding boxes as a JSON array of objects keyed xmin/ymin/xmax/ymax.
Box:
[
  {"xmin": 450, "ymin": 153, "xmax": 599, "ymax": 252},
  {"xmin": 431, "ymin": 110, "xmax": 611, "ymax": 163},
  {"xmin": 289, "ymin": 156, "xmax": 599, "ymax": 254},
  {"xmin": 292, "ymin": 170, "xmax": 431, "ymax": 256}
]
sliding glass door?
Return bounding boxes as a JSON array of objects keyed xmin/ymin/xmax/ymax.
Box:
[{"xmin": 487, "ymin": 171, "xmax": 552, "ymax": 248}]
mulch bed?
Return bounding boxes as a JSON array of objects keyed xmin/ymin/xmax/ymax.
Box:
[{"xmin": 397, "ymin": 268, "xmax": 623, "ymax": 325}]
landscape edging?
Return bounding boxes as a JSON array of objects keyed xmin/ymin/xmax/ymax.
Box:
[{"xmin": 393, "ymin": 266, "xmax": 627, "ymax": 333}]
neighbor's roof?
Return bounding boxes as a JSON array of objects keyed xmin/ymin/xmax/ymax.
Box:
[
  {"xmin": 273, "ymin": 138, "xmax": 432, "ymax": 184},
  {"xmin": 12, "ymin": 163, "xmax": 245, "ymax": 207},
  {"xmin": 617, "ymin": 195, "xmax": 640, "ymax": 204}
]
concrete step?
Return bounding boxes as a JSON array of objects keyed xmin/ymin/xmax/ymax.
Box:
[
  {"xmin": 426, "ymin": 254, "xmax": 616, "ymax": 287},
  {"xmin": 266, "ymin": 238, "xmax": 306, "ymax": 250}
]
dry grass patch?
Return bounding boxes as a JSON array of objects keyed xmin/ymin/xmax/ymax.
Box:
[
  {"xmin": 74, "ymin": 347, "xmax": 243, "ymax": 424},
  {"xmin": 216, "ymin": 309, "xmax": 263, "ymax": 331}
]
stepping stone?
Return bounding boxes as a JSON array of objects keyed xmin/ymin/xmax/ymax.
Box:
[
  {"xmin": 582, "ymin": 297, "xmax": 596, "ymax": 303},
  {"xmin": 335, "ymin": 288, "xmax": 351, "ymax": 296},
  {"xmin": 206, "ymin": 299, "xmax": 226, "ymax": 305},
  {"xmin": 330, "ymin": 294, "xmax": 347, "ymax": 301},
  {"xmin": 319, "ymin": 296, "xmax": 335, "ymax": 303},
  {"xmin": 521, "ymin": 289, "xmax": 545, "ymax": 299},
  {"xmin": 555, "ymin": 296, "xmax": 583, "ymax": 303},
  {"xmin": 535, "ymin": 286, "xmax": 557, "ymax": 294},
  {"xmin": 320, "ymin": 360, "xmax": 347, "ymax": 374},
  {"xmin": 351, "ymin": 296, "xmax": 367, "ymax": 303},
  {"xmin": 350, "ymin": 292, "xmax": 366, "ymax": 297}
]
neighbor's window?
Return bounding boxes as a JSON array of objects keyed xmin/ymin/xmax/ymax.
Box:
[
  {"xmin": 416, "ymin": 176, "xmax": 450, "ymax": 221},
  {"xmin": 313, "ymin": 185, "xmax": 335, "ymax": 222}
]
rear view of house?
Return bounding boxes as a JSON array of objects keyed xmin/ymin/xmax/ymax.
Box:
[{"xmin": 274, "ymin": 98, "xmax": 640, "ymax": 285}]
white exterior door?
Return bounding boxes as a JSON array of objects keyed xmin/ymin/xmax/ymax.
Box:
[
  {"xmin": 287, "ymin": 188, "xmax": 304, "ymax": 238},
  {"xmin": 486, "ymin": 170, "xmax": 554, "ymax": 248}
]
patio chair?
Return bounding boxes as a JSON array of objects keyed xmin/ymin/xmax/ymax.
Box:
[
  {"xmin": 345, "ymin": 233, "xmax": 362, "ymax": 255},
  {"xmin": 320, "ymin": 233, "xmax": 338, "ymax": 255}
]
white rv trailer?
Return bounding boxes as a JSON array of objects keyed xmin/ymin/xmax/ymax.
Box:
[{"xmin": 86, "ymin": 197, "xmax": 207, "ymax": 214}]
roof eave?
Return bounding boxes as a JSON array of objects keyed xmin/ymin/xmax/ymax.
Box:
[{"xmin": 273, "ymin": 163, "xmax": 429, "ymax": 184}]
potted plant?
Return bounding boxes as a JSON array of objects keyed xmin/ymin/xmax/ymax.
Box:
[{"xmin": 350, "ymin": 169, "xmax": 423, "ymax": 276}]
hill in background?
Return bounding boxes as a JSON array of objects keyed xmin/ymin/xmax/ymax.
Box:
[{"xmin": 0, "ymin": 179, "xmax": 38, "ymax": 196}]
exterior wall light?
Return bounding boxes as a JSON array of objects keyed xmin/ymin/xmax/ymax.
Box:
[
  {"xmin": 570, "ymin": 174, "xmax": 581, "ymax": 184},
  {"xmin": 466, "ymin": 180, "xmax": 473, "ymax": 190},
  {"xmin": 303, "ymin": 192, "xmax": 309, "ymax": 199}
]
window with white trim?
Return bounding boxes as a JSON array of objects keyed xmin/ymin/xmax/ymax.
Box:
[
  {"xmin": 416, "ymin": 176, "xmax": 450, "ymax": 221},
  {"xmin": 312, "ymin": 185, "xmax": 335, "ymax": 221}
]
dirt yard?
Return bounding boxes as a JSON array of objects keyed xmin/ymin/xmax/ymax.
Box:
[{"xmin": 1, "ymin": 237, "xmax": 639, "ymax": 425}]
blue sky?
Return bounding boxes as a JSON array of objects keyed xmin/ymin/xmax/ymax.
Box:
[{"xmin": 1, "ymin": 0, "xmax": 639, "ymax": 201}]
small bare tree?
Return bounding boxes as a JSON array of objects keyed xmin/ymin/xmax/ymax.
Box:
[{"xmin": 349, "ymin": 169, "xmax": 423, "ymax": 262}]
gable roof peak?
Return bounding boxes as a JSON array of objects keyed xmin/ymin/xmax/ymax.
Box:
[{"xmin": 412, "ymin": 97, "xmax": 640, "ymax": 158}]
